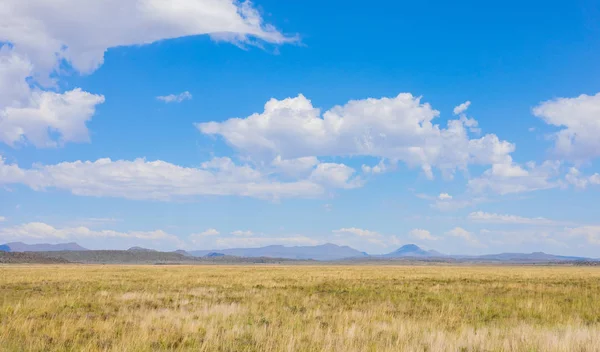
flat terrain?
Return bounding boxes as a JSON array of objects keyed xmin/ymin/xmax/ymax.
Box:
[{"xmin": 1, "ymin": 265, "xmax": 600, "ymax": 351}]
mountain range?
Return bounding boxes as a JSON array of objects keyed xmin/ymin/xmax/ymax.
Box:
[
  {"xmin": 0, "ymin": 242, "xmax": 88, "ymax": 252},
  {"xmin": 1, "ymin": 242, "xmax": 597, "ymax": 263},
  {"xmin": 188, "ymin": 243, "xmax": 368, "ymax": 261}
]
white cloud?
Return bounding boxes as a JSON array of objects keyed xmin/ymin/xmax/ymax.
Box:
[
  {"xmin": 533, "ymin": 93, "xmax": 600, "ymax": 161},
  {"xmin": 0, "ymin": 155, "xmax": 361, "ymax": 201},
  {"xmin": 409, "ymin": 228, "xmax": 439, "ymax": 241},
  {"xmin": 0, "ymin": 1, "xmax": 292, "ymax": 148},
  {"xmin": 453, "ymin": 101, "xmax": 471, "ymax": 115},
  {"xmin": 468, "ymin": 211, "xmax": 565, "ymax": 226},
  {"xmin": 447, "ymin": 227, "xmax": 483, "ymax": 247},
  {"xmin": 0, "ymin": 216, "xmax": 6, "ymax": 222},
  {"xmin": 309, "ymin": 163, "xmax": 363, "ymax": 189},
  {"xmin": 231, "ymin": 230, "xmax": 253, "ymax": 237},
  {"xmin": 197, "ymin": 94, "xmax": 515, "ymax": 179},
  {"xmin": 0, "ymin": 86, "xmax": 105, "ymax": 148},
  {"xmin": 452, "ymin": 101, "xmax": 480, "ymax": 133},
  {"xmin": 468, "ymin": 160, "xmax": 560, "ymax": 195},
  {"xmin": 0, "ymin": 48, "xmax": 105, "ymax": 147},
  {"xmin": 0, "ymin": 0, "xmax": 293, "ymax": 77},
  {"xmin": 156, "ymin": 91, "xmax": 192, "ymax": 103},
  {"xmin": 333, "ymin": 227, "xmax": 380, "ymax": 237},
  {"xmin": 565, "ymin": 167, "xmax": 600, "ymax": 189},
  {"xmin": 271, "ymin": 156, "xmax": 319, "ymax": 178},
  {"xmin": 362, "ymin": 159, "xmax": 388, "ymax": 174},
  {"xmin": 195, "ymin": 228, "xmax": 220, "ymax": 237},
  {"xmin": 438, "ymin": 193, "xmax": 452, "ymax": 200},
  {"xmin": 0, "ymin": 221, "xmax": 178, "ymax": 242}
]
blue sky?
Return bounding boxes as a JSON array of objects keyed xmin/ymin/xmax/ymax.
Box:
[{"xmin": 1, "ymin": 0, "xmax": 600, "ymax": 255}]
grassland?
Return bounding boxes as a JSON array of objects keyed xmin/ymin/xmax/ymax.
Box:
[{"xmin": 1, "ymin": 265, "xmax": 600, "ymax": 351}]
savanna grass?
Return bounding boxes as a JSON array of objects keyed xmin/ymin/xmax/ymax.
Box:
[{"xmin": 1, "ymin": 265, "xmax": 600, "ymax": 351}]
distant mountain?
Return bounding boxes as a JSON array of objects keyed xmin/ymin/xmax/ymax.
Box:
[
  {"xmin": 189, "ymin": 243, "xmax": 368, "ymax": 261},
  {"xmin": 3, "ymin": 242, "xmax": 88, "ymax": 252},
  {"xmin": 0, "ymin": 244, "xmax": 10, "ymax": 252},
  {"xmin": 383, "ymin": 244, "xmax": 443, "ymax": 258},
  {"xmin": 27, "ymin": 250, "xmax": 306, "ymax": 264},
  {"xmin": 127, "ymin": 246, "xmax": 157, "ymax": 252},
  {"xmin": 173, "ymin": 250, "xmax": 191, "ymax": 256},
  {"xmin": 205, "ymin": 252, "xmax": 225, "ymax": 257},
  {"xmin": 474, "ymin": 252, "xmax": 589, "ymax": 262}
]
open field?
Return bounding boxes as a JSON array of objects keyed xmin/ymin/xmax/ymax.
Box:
[{"xmin": 1, "ymin": 265, "xmax": 600, "ymax": 351}]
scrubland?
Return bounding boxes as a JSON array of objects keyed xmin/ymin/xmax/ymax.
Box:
[{"xmin": 1, "ymin": 265, "xmax": 600, "ymax": 351}]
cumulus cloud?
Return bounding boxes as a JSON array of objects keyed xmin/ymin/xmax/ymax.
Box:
[
  {"xmin": 309, "ymin": 163, "xmax": 363, "ymax": 189},
  {"xmin": 468, "ymin": 160, "xmax": 560, "ymax": 195},
  {"xmin": 409, "ymin": 228, "xmax": 439, "ymax": 241},
  {"xmin": 533, "ymin": 93, "xmax": 600, "ymax": 161},
  {"xmin": 0, "ymin": 216, "xmax": 6, "ymax": 222},
  {"xmin": 197, "ymin": 94, "xmax": 515, "ymax": 179},
  {"xmin": 271, "ymin": 156, "xmax": 319, "ymax": 178},
  {"xmin": 468, "ymin": 211, "xmax": 566, "ymax": 226},
  {"xmin": 0, "ymin": 1, "xmax": 292, "ymax": 148},
  {"xmin": 438, "ymin": 193, "xmax": 452, "ymax": 200},
  {"xmin": 453, "ymin": 101, "xmax": 471, "ymax": 115},
  {"xmin": 0, "ymin": 49, "xmax": 105, "ymax": 147},
  {"xmin": 452, "ymin": 100, "xmax": 480, "ymax": 133},
  {"xmin": 156, "ymin": 91, "xmax": 192, "ymax": 103},
  {"xmin": 0, "ymin": 155, "xmax": 361, "ymax": 201},
  {"xmin": 0, "ymin": 0, "xmax": 293, "ymax": 77},
  {"xmin": 362, "ymin": 160, "xmax": 388, "ymax": 174},
  {"xmin": 565, "ymin": 168, "xmax": 600, "ymax": 189}
]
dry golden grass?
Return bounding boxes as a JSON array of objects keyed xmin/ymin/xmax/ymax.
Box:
[{"xmin": 1, "ymin": 265, "xmax": 600, "ymax": 351}]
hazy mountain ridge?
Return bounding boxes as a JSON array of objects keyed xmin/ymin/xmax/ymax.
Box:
[
  {"xmin": 188, "ymin": 243, "xmax": 368, "ymax": 261},
  {"xmin": 30, "ymin": 250, "xmax": 309, "ymax": 264},
  {"xmin": 2, "ymin": 242, "xmax": 88, "ymax": 252},
  {"xmin": 2, "ymin": 242, "xmax": 597, "ymax": 263}
]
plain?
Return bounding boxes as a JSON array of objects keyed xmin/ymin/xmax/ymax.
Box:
[{"xmin": 1, "ymin": 265, "xmax": 600, "ymax": 351}]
